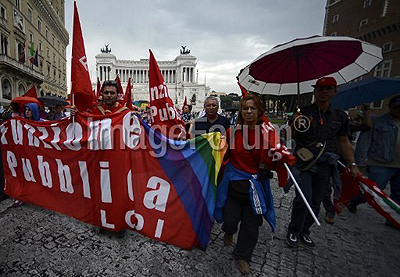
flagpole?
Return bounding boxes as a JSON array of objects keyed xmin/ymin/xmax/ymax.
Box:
[{"xmin": 284, "ymin": 163, "xmax": 321, "ymax": 226}]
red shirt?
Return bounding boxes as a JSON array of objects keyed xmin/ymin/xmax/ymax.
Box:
[{"xmin": 225, "ymin": 127, "xmax": 267, "ymax": 174}]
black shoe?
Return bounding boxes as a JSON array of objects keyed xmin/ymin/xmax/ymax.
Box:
[
  {"xmin": 347, "ymin": 203, "xmax": 357, "ymax": 213},
  {"xmin": 286, "ymin": 232, "xmax": 299, "ymax": 248},
  {"xmin": 300, "ymin": 234, "xmax": 315, "ymax": 248}
]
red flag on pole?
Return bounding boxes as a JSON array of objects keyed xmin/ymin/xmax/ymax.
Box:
[
  {"xmin": 70, "ymin": 1, "xmax": 93, "ymax": 112},
  {"xmin": 23, "ymin": 86, "xmax": 37, "ymax": 98},
  {"xmin": 148, "ymin": 49, "xmax": 186, "ymax": 139},
  {"xmin": 96, "ymin": 77, "xmax": 101, "ymax": 100},
  {"xmin": 181, "ymin": 96, "xmax": 187, "ymax": 113},
  {"xmin": 115, "ymin": 75, "xmax": 125, "ymax": 105},
  {"xmin": 238, "ymin": 81, "xmax": 249, "ymax": 97},
  {"xmin": 124, "ymin": 77, "xmax": 133, "ymax": 110}
]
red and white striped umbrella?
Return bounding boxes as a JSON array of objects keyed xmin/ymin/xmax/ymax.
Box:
[{"xmin": 237, "ymin": 35, "xmax": 383, "ymax": 98}]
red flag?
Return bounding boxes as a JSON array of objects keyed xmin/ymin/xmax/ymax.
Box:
[
  {"xmin": 96, "ymin": 77, "xmax": 101, "ymax": 100},
  {"xmin": 334, "ymin": 170, "xmax": 400, "ymax": 228},
  {"xmin": 181, "ymin": 96, "xmax": 187, "ymax": 113},
  {"xmin": 23, "ymin": 86, "xmax": 37, "ymax": 98},
  {"xmin": 124, "ymin": 77, "xmax": 133, "ymax": 110},
  {"xmin": 148, "ymin": 50, "xmax": 186, "ymax": 139},
  {"xmin": 70, "ymin": 1, "xmax": 93, "ymax": 112},
  {"xmin": 238, "ymin": 81, "xmax": 249, "ymax": 97},
  {"xmin": 260, "ymin": 117, "xmax": 296, "ymax": 186},
  {"xmin": 115, "ymin": 75, "xmax": 125, "ymax": 105}
]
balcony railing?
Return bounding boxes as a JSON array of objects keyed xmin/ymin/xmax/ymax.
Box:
[{"xmin": 0, "ymin": 54, "xmax": 45, "ymax": 81}]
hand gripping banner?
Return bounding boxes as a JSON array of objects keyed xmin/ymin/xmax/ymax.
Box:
[{"xmin": 0, "ymin": 111, "xmax": 224, "ymax": 250}]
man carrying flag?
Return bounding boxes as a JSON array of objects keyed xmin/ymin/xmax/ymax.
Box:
[{"xmin": 286, "ymin": 77, "xmax": 361, "ymax": 248}]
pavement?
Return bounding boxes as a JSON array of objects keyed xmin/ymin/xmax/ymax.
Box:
[{"xmin": 0, "ymin": 177, "xmax": 399, "ymax": 277}]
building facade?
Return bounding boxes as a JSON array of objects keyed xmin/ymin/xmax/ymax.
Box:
[
  {"xmin": 95, "ymin": 46, "xmax": 210, "ymax": 112},
  {"xmin": 0, "ymin": 0, "xmax": 69, "ymax": 107},
  {"xmin": 323, "ymin": 0, "xmax": 400, "ymax": 115}
]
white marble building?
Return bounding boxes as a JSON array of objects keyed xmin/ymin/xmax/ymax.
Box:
[{"xmin": 94, "ymin": 46, "xmax": 210, "ymax": 112}]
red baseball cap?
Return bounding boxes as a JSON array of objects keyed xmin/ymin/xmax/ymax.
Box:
[{"xmin": 312, "ymin": 77, "xmax": 337, "ymax": 87}]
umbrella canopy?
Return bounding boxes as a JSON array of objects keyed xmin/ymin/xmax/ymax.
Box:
[
  {"xmin": 38, "ymin": 95, "xmax": 69, "ymax": 107},
  {"xmin": 331, "ymin": 77, "xmax": 400, "ymax": 110},
  {"xmin": 237, "ymin": 35, "xmax": 383, "ymax": 99},
  {"xmin": 11, "ymin": 96, "xmax": 43, "ymax": 109}
]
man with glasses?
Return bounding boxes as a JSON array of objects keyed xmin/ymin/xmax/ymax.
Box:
[{"xmin": 286, "ymin": 77, "xmax": 361, "ymax": 248}]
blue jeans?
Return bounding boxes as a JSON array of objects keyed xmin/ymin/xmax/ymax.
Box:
[
  {"xmin": 288, "ymin": 163, "xmax": 332, "ymax": 237},
  {"xmin": 351, "ymin": 166, "xmax": 400, "ymax": 206}
]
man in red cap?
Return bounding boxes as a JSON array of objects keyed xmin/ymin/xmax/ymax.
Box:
[{"xmin": 286, "ymin": 76, "xmax": 361, "ymax": 248}]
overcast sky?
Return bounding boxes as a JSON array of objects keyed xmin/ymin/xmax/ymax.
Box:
[{"xmin": 65, "ymin": 0, "xmax": 327, "ymax": 94}]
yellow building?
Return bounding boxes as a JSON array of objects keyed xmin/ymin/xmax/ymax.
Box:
[{"xmin": 0, "ymin": 0, "xmax": 68, "ymax": 106}]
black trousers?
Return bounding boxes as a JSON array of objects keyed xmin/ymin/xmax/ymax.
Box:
[
  {"xmin": 222, "ymin": 180, "xmax": 262, "ymax": 263},
  {"xmin": 288, "ymin": 163, "xmax": 332, "ymax": 236}
]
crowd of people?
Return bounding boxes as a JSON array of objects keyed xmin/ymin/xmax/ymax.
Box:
[{"xmin": 0, "ymin": 76, "xmax": 399, "ymax": 275}]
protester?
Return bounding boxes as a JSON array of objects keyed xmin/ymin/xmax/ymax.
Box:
[
  {"xmin": 192, "ymin": 96, "xmax": 230, "ymax": 136},
  {"xmin": 92, "ymin": 80, "xmax": 128, "ymax": 115},
  {"xmin": 215, "ymin": 94, "xmax": 275, "ymax": 275},
  {"xmin": 286, "ymin": 77, "xmax": 361, "ymax": 248},
  {"xmin": 71, "ymin": 80, "xmax": 128, "ymax": 237},
  {"xmin": 50, "ymin": 105, "xmax": 66, "ymax": 120},
  {"xmin": 350, "ymin": 95, "xmax": 400, "ymax": 227},
  {"xmin": 70, "ymin": 80, "xmax": 128, "ymax": 117},
  {"xmin": 11, "ymin": 103, "xmax": 43, "ymax": 207}
]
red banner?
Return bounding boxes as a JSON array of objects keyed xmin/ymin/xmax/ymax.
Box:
[
  {"xmin": 148, "ymin": 50, "xmax": 186, "ymax": 139},
  {"xmin": 1, "ymin": 112, "xmax": 219, "ymax": 249},
  {"xmin": 71, "ymin": 1, "xmax": 93, "ymax": 112}
]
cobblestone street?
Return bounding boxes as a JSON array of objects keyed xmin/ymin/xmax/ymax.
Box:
[{"xmin": 1, "ymin": 178, "xmax": 399, "ymax": 277}]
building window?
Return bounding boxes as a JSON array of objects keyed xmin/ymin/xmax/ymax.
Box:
[
  {"xmin": 363, "ymin": 0, "xmax": 372, "ymax": 8},
  {"xmin": 52, "ymin": 35, "xmax": 55, "ymax": 46},
  {"xmin": 18, "ymin": 83, "xmax": 25, "ymax": 96},
  {"xmin": 45, "ymin": 27, "xmax": 49, "ymax": 39},
  {"xmin": 374, "ymin": 60, "xmax": 392, "ymax": 77},
  {"xmin": 37, "ymin": 18, "xmax": 42, "ymax": 33},
  {"xmin": 333, "ymin": 14, "xmax": 339, "ymax": 23},
  {"xmin": 359, "ymin": 19, "xmax": 369, "ymax": 28},
  {"xmin": 47, "ymin": 47, "xmax": 50, "ymax": 58},
  {"xmin": 27, "ymin": 4, "xmax": 33, "ymax": 22},
  {"xmin": 382, "ymin": 42, "xmax": 392, "ymax": 52},
  {"xmin": 0, "ymin": 5, "xmax": 6, "ymax": 22},
  {"xmin": 331, "ymin": 32, "xmax": 337, "ymax": 36},
  {"xmin": 17, "ymin": 42, "xmax": 25, "ymax": 63},
  {"xmin": 0, "ymin": 33, "xmax": 8, "ymax": 55},
  {"xmin": 15, "ymin": 0, "xmax": 21, "ymax": 10},
  {"xmin": 53, "ymin": 53, "xmax": 55, "ymax": 63},
  {"xmin": 29, "ymin": 32, "xmax": 33, "ymax": 43},
  {"xmin": 39, "ymin": 40, "xmax": 42, "ymax": 53},
  {"xmin": 47, "ymin": 64, "xmax": 50, "ymax": 77},
  {"xmin": 2, "ymin": 78, "xmax": 12, "ymax": 100}
]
